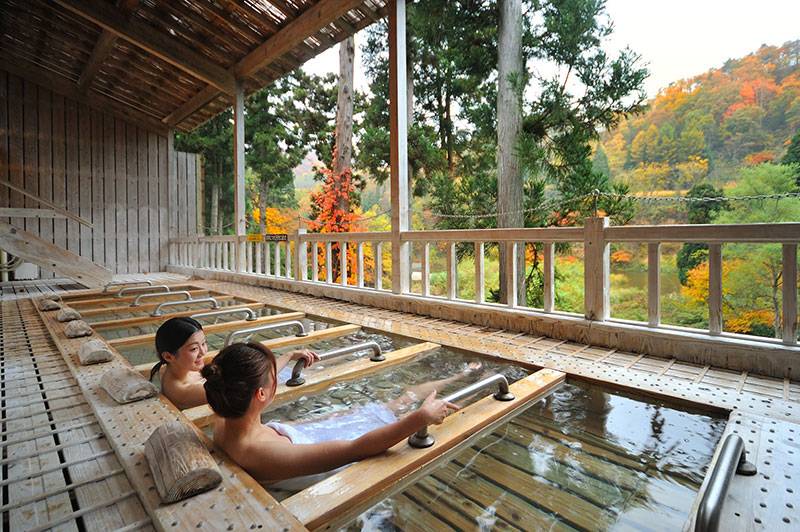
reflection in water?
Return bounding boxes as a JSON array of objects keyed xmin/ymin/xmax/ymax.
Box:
[{"xmin": 343, "ymin": 380, "xmax": 725, "ymax": 531}]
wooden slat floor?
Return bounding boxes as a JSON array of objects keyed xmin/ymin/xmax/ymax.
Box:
[
  {"xmin": 0, "ymin": 273, "xmax": 188, "ymax": 302},
  {"xmin": 0, "ymin": 299, "xmax": 152, "ymax": 531}
]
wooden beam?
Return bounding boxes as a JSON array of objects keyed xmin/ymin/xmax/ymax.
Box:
[
  {"xmin": 0, "ymin": 177, "xmax": 92, "ymax": 228},
  {"xmin": 0, "ymin": 55, "xmax": 169, "ymax": 136},
  {"xmin": 77, "ymin": 0, "xmax": 140, "ymax": 92},
  {"xmin": 52, "ymin": 0, "xmax": 236, "ymax": 94},
  {"xmin": 90, "ymin": 301, "xmax": 262, "ymax": 330},
  {"xmin": 0, "ymin": 222, "xmax": 111, "ymax": 288},
  {"xmin": 283, "ymin": 369, "xmax": 566, "ymax": 530},
  {"xmin": 0, "ymin": 208, "xmax": 65, "ymax": 219}
]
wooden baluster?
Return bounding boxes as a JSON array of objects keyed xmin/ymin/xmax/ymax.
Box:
[
  {"xmin": 311, "ymin": 242, "xmax": 319, "ymax": 282},
  {"xmin": 325, "ymin": 242, "xmax": 333, "ymax": 283},
  {"xmin": 375, "ymin": 242, "xmax": 383, "ymax": 290},
  {"xmin": 584, "ymin": 217, "xmax": 609, "ymax": 321},
  {"xmin": 357, "ymin": 242, "xmax": 364, "ymax": 287},
  {"xmin": 474, "ymin": 242, "xmax": 484, "ymax": 303},
  {"xmin": 504, "ymin": 241, "xmax": 517, "ymax": 307},
  {"xmin": 421, "ymin": 242, "xmax": 430, "ymax": 297},
  {"xmin": 255, "ymin": 239, "xmax": 262, "ymax": 274},
  {"xmin": 447, "ymin": 242, "xmax": 457, "ymax": 300},
  {"xmin": 296, "ymin": 229, "xmax": 307, "ymax": 281},
  {"xmin": 783, "ymin": 243, "xmax": 798, "ymax": 344},
  {"xmin": 245, "ymin": 241, "xmax": 252, "ymax": 273},
  {"xmin": 274, "ymin": 239, "xmax": 281, "ymax": 276},
  {"xmin": 648, "ymin": 243, "xmax": 661, "ymax": 326},
  {"xmin": 543, "ymin": 242, "xmax": 554, "ymax": 312},
  {"xmin": 708, "ymin": 243, "xmax": 723, "ymax": 335},
  {"xmin": 340, "ymin": 241, "xmax": 348, "ymax": 286},
  {"xmin": 284, "ymin": 241, "xmax": 292, "ymax": 278},
  {"xmin": 222, "ymin": 241, "xmax": 229, "ymax": 271}
]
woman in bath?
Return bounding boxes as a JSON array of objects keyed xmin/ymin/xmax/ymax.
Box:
[
  {"xmin": 201, "ymin": 342, "xmax": 462, "ymax": 484},
  {"xmin": 151, "ymin": 317, "xmax": 318, "ymax": 410}
]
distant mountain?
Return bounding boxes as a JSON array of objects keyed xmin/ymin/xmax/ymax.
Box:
[{"xmin": 598, "ymin": 40, "xmax": 800, "ymax": 190}]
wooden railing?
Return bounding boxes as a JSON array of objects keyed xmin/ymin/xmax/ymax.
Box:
[{"xmin": 169, "ymin": 218, "xmax": 800, "ymax": 347}]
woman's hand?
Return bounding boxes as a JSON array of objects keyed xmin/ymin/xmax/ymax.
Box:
[
  {"xmin": 289, "ymin": 348, "xmax": 319, "ymax": 368},
  {"xmin": 419, "ymin": 391, "xmax": 459, "ymax": 425}
]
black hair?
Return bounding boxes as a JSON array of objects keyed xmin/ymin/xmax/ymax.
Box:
[
  {"xmin": 150, "ymin": 316, "xmax": 204, "ymax": 381},
  {"xmin": 201, "ymin": 342, "xmax": 276, "ymax": 418}
]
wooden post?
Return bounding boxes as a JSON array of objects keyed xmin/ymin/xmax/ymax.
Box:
[
  {"xmin": 296, "ymin": 229, "xmax": 307, "ymax": 281},
  {"xmin": 196, "ymin": 153, "xmax": 204, "ymax": 235},
  {"xmin": 421, "ymin": 242, "xmax": 430, "ymax": 297},
  {"xmin": 375, "ymin": 242, "xmax": 383, "ymax": 290},
  {"xmin": 648, "ymin": 242, "xmax": 661, "ymax": 326},
  {"xmin": 233, "ymin": 81, "xmax": 246, "ymax": 272},
  {"xmin": 311, "ymin": 242, "xmax": 319, "ymax": 282},
  {"xmin": 389, "ymin": 0, "xmax": 410, "ymax": 295},
  {"xmin": 340, "ymin": 241, "xmax": 348, "ymax": 286},
  {"xmin": 708, "ymin": 243, "xmax": 723, "ymax": 335},
  {"xmin": 264, "ymin": 242, "xmax": 271, "ymax": 275},
  {"xmin": 446, "ymin": 242, "xmax": 457, "ymax": 300},
  {"xmin": 584, "ymin": 217, "xmax": 609, "ymax": 321},
  {"xmin": 284, "ymin": 240, "xmax": 292, "ymax": 278},
  {"xmin": 504, "ymin": 241, "xmax": 517, "ymax": 307},
  {"xmin": 782, "ymin": 243, "xmax": 797, "ymax": 344},
  {"xmin": 543, "ymin": 242, "xmax": 554, "ymax": 312},
  {"xmin": 356, "ymin": 242, "xmax": 364, "ymax": 287},
  {"xmin": 325, "ymin": 242, "xmax": 332, "ymax": 283},
  {"xmin": 474, "ymin": 242, "xmax": 484, "ymax": 303},
  {"xmin": 274, "ymin": 240, "xmax": 281, "ymax": 276}
]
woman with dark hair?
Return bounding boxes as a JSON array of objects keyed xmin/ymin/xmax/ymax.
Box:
[
  {"xmin": 201, "ymin": 342, "xmax": 459, "ymax": 485},
  {"xmin": 152, "ymin": 317, "xmax": 319, "ymax": 410}
]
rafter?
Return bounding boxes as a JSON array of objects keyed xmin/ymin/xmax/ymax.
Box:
[
  {"xmin": 52, "ymin": 0, "xmax": 236, "ymax": 94},
  {"xmin": 77, "ymin": 0, "xmax": 139, "ymax": 93}
]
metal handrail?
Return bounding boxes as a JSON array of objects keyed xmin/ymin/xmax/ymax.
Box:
[
  {"xmin": 131, "ymin": 290, "xmax": 192, "ymax": 307},
  {"xmin": 103, "ymin": 280, "xmax": 153, "ymax": 293},
  {"xmin": 408, "ymin": 374, "xmax": 515, "ymax": 449},
  {"xmin": 191, "ymin": 308, "xmax": 258, "ymax": 322},
  {"xmin": 695, "ymin": 434, "xmax": 757, "ymax": 532},
  {"xmin": 151, "ymin": 297, "xmax": 220, "ymax": 317},
  {"xmin": 285, "ymin": 341, "xmax": 384, "ymax": 387},
  {"xmin": 223, "ymin": 320, "xmax": 308, "ymax": 347},
  {"xmin": 117, "ymin": 285, "xmax": 171, "ymax": 298}
]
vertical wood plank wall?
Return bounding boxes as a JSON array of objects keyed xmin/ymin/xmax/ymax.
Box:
[{"xmin": 0, "ymin": 70, "xmax": 200, "ymax": 276}]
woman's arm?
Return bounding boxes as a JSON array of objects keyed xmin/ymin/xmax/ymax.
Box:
[
  {"xmin": 163, "ymin": 378, "xmax": 207, "ymax": 410},
  {"xmin": 275, "ymin": 348, "xmax": 319, "ymax": 374}
]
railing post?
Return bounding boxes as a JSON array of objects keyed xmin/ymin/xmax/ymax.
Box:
[
  {"xmin": 504, "ymin": 242, "xmax": 517, "ymax": 307},
  {"xmin": 708, "ymin": 243, "xmax": 723, "ymax": 335},
  {"xmin": 543, "ymin": 242, "xmax": 554, "ymax": 312},
  {"xmin": 648, "ymin": 242, "xmax": 661, "ymax": 326},
  {"xmin": 295, "ymin": 229, "xmax": 307, "ymax": 281},
  {"xmin": 284, "ymin": 240, "xmax": 292, "ymax": 278},
  {"xmin": 783, "ymin": 243, "xmax": 797, "ymax": 344},
  {"xmin": 474, "ymin": 242, "xmax": 484, "ymax": 303},
  {"xmin": 375, "ymin": 242, "xmax": 383, "ymax": 290},
  {"xmin": 340, "ymin": 241, "xmax": 348, "ymax": 286},
  {"xmin": 421, "ymin": 242, "xmax": 430, "ymax": 297},
  {"xmin": 357, "ymin": 242, "xmax": 365, "ymax": 287},
  {"xmin": 584, "ymin": 217, "xmax": 610, "ymax": 321},
  {"xmin": 233, "ymin": 81, "xmax": 247, "ymax": 273},
  {"xmin": 447, "ymin": 242, "xmax": 457, "ymax": 300},
  {"xmin": 311, "ymin": 242, "xmax": 319, "ymax": 282},
  {"xmin": 274, "ymin": 240, "xmax": 281, "ymax": 276},
  {"xmin": 325, "ymin": 242, "xmax": 333, "ymax": 283}
]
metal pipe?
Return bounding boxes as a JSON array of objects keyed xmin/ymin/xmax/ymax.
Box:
[
  {"xmin": 408, "ymin": 374, "xmax": 515, "ymax": 449},
  {"xmin": 150, "ymin": 297, "xmax": 220, "ymax": 317},
  {"xmin": 223, "ymin": 320, "xmax": 308, "ymax": 347},
  {"xmin": 116, "ymin": 285, "xmax": 171, "ymax": 298},
  {"xmin": 695, "ymin": 434, "xmax": 757, "ymax": 532},
  {"xmin": 131, "ymin": 290, "xmax": 192, "ymax": 307},
  {"xmin": 103, "ymin": 280, "xmax": 153, "ymax": 293},
  {"xmin": 191, "ymin": 307, "xmax": 258, "ymax": 322},
  {"xmin": 285, "ymin": 341, "xmax": 384, "ymax": 387}
]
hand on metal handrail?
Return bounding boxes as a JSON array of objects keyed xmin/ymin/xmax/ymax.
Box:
[
  {"xmin": 191, "ymin": 307, "xmax": 258, "ymax": 323},
  {"xmin": 695, "ymin": 434, "xmax": 757, "ymax": 532},
  {"xmin": 285, "ymin": 341, "xmax": 384, "ymax": 387},
  {"xmin": 408, "ymin": 373, "xmax": 515, "ymax": 449},
  {"xmin": 103, "ymin": 280, "xmax": 153, "ymax": 293},
  {"xmin": 223, "ymin": 320, "xmax": 308, "ymax": 347},
  {"xmin": 150, "ymin": 297, "xmax": 220, "ymax": 317},
  {"xmin": 131, "ymin": 290, "xmax": 192, "ymax": 307},
  {"xmin": 117, "ymin": 285, "xmax": 171, "ymax": 298}
]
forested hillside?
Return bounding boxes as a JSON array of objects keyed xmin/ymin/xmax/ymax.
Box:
[{"xmin": 598, "ymin": 40, "xmax": 800, "ymax": 189}]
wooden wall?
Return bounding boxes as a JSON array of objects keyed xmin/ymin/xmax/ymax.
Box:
[{"xmin": 0, "ymin": 70, "xmax": 200, "ymax": 276}]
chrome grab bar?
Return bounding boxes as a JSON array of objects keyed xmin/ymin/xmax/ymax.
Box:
[
  {"xmin": 695, "ymin": 434, "xmax": 757, "ymax": 532},
  {"xmin": 191, "ymin": 307, "xmax": 258, "ymax": 322},
  {"xmin": 223, "ymin": 320, "xmax": 308, "ymax": 347},
  {"xmin": 408, "ymin": 374, "xmax": 515, "ymax": 449},
  {"xmin": 131, "ymin": 290, "xmax": 192, "ymax": 307},
  {"xmin": 151, "ymin": 297, "xmax": 220, "ymax": 317},
  {"xmin": 285, "ymin": 341, "xmax": 384, "ymax": 387},
  {"xmin": 103, "ymin": 280, "xmax": 153, "ymax": 293},
  {"xmin": 117, "ymin": 284, "xmax": 171, "ymax": 298}
]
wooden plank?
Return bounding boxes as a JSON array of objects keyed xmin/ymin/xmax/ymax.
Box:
[
  {"xmin": 90, "ymin": 110, "xmax": 104, "ymax": 267},
  {"xmin": 52, "ymin": 94, "xmax": 68, "ymax": 259},
  {"xmin": 102, "ymin": 113, "xmax": 116, "ymax": 272},
  {"xmin": 79, "ymin": 105, "xmax": 93, "ymax": 261},
  {"xmin": 52, "ymin": 0, "xmax": 236, "ymax": 94},
  {"xmin": 0, "ymin": 222, "xmax": 112, "ymax": 287},
  {"xmin": 7, "ymin": 74, "xmax": 23, "ymax": 231},
  {"xmin": 137, "ymin": 128, "xmax": 149, "ymax": 273},
  {"xmin": 0, "ymin": 70, "xmax": 8, "ymax": 226},
  {"xmin": 187, "ymin": 342, "xmax": 441, "ymax": 428},
  {"xmin": 606, "ymin": 222, "xmax": 800, "ymax": 243},
  {"xmin": 37, "ymin": 83, "xmax": 53, "ymax": 278},
  {"xmin": 283, "ymin": 369, "xmax": 566, "ymax": 529},
  {"xmin": 584, "ymin": 217, "xmax": 609, "ymax": 321},
  {"xmin": 23, "ymin": 80, "xmax": 39, "ymax": 248},
  {"xmin": 65, "ymin": 98, "xmax": 80, "ymax": 256},
  {"xmin": 782, "ymin": 243, "xmax": 797, "ymax": 344},
  {"xmin": 158, "ymin": 134, "xmax": 169, "ymax": 270},
  {"xmin": 177, "ymin": 152, "xmax": 187, "ymax": 237},
  {"xmin": 110, "ymin": 309, "xmax": 298, "ymax": 349},
  {"xmin": 115, "ymin": 118, "xmax": 128, "ymax": 273},
  {"xmin": 187, "ymin": 151, "xmax": 197, "ymax": 238},
  {"xmin": 648, "ymin": 242, "xmax": 661, "ymax": 326},
  {"xmin": 77, "ymin": 291, "xmax": 231, "ymax": 318},
  {"xmin": 91, "ymin": 300, "xmax": 263, "ymax": 331},
  {"xmin": 167, "ymin": 133, "xmax": 177, "ymax": 265},
  {"xmin": 708, "ymin": 243, "xmax": 722, "ymax": 335},
  {"xmin": 543, "ymin": 242, "xmax": 554, "ymax": 312},
  {"xmin": 473, "ymin": 242, "xmax": 483, "ymax": 303},
  {"xmin": 126, "ymin": 122, "xmax": 139, "ymax": 273}
]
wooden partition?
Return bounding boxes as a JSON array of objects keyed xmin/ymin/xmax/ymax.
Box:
[{"xmin": 0, "ymin": 70, "xmax": 200, "ymax": 277}]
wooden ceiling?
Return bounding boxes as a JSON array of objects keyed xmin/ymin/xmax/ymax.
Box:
[{"xmin": 0, "ymin": 0, "xmax": 387, "ymax": 134}]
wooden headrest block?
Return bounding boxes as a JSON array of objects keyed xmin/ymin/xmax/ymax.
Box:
[
  {"xmin": 100, "ymin": 367, "xmax": 158, "ymax": 404},
  {"xmin": 145, "ymin": 421, "xmax": 222, "ymax": 504},
  {"xmin": 64, "ymin": 320, "xmax": 93, "ymax": 338},
  {"xmin": 38, "ymin": 298, "xmax": 61, "ymax": 311},
  {"xmin": 57, "ymin": 307, "xmax": 82, "ymax": 322},
  {"xmin": 78, "ymin": 338, "xmax": 113, "ymax": 365}
]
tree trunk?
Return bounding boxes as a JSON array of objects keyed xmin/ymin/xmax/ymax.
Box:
[
  {"xmin": 210, "ymin": 184, "xmax": 219, "ymax": 235},
  {"xmin": 259, "ymin": 179, "xmax": 268, "ymax": 234},
  {"xmin": 334, "ymin": 35, "xmax": 356, "ymax": 215},
  {"xmin": 497, "ymin": 0, "xmax": 525, "ymax": 304}
]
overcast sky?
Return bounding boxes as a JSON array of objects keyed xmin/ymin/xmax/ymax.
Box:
[{"xmin": 304, "ymin": 0, "xmax": 800, "ymax": 98}]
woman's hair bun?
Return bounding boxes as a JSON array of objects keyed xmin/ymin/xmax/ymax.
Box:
[{"xmin": 201, "ymin": 363, "xmax": 222, "ymax": 383}]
